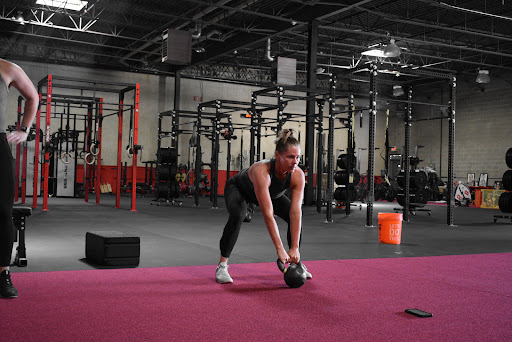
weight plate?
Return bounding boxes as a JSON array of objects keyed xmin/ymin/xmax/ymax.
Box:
[
  {"xmin": 503, "ymin": 170, "xmax": 512, "ymax": 191},
  {"xmin": 506, "ymin": 148, "xmax": 512, "ymax": 169}
]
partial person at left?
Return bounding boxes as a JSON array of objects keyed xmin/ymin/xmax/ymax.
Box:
[{"xmin": 0, "ymin": 58, "xmax": 38, "ymax": 298}]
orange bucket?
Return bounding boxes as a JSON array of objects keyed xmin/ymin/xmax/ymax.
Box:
[{"xmin": 378, "ymin": 213, "xmax": 403, "ymax": 244}]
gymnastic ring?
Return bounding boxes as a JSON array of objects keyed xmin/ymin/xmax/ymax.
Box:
[
  {"xmin": 60, "ymin": 152, "xmax": 73, "ymax": 164},
  {"xmin": 90, "ymin": 143, "xmax": 100, "ymax": 156},
  {"xmin": 79, "ymin": 150, "xmax": 87, "ymax": 160},
  {"xmin": 85, "ymin": 152, "xmax": 96, "ymax": 165}
]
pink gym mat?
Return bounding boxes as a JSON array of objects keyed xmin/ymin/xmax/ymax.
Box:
[{"xmin": 2, "ymin": 253, "xmax": 511, "ymax": 341}]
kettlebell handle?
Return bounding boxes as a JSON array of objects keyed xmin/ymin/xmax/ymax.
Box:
[{"xmin": 276, "ymin": 259, "xmax": 302, "ymax": 274}]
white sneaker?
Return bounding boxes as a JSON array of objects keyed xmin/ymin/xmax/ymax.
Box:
[
  {"xmin": 301, "ymin": 262, "xmax": 312, "ymax": 279},
  {"xmin": 216, "ymin": 262, "xmax": 233, "ymax": 284}
]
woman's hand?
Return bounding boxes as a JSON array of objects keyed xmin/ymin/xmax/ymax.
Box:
[
  {"xmin": 7, "ymin": 131, "xmax": 28, "ymax": 144},
  {"xmin": 287, "ymin": 247, "xmax": 300, "ymax": 264},
  {"xmin": 277, "ymin": 247, "xmax": 290, "ymax": 265}
]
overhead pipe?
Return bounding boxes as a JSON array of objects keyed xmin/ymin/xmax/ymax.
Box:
[{"xmin": 264, "ymin": 38, "xmax": 274, "ymax": 62}]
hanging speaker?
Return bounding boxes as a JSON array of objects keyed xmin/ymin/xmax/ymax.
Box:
[{"xmin": 162, "ymin": 29, "xmax": 192, "ymax": 64}]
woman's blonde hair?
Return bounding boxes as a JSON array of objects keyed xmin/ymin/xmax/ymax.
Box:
[{"xmin": 274, "ymin": 129, "xmax": 299, "ymax": 153}]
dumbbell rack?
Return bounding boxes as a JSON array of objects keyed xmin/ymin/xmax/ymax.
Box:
[{"xmin": 494, "ymin": 148, "xmax": 512, "ymax": 223}]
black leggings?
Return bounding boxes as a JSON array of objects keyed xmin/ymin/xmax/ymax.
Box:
[
  {"xmin": 0, "ymin": 133, "xmax": 15, "ymax": 267},
  {"xmin": 219, "ymin": 178, "xmax": 301, "ymax": 258}
]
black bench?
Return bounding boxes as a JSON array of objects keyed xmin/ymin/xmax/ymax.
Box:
[
  {"xmin": 12, "ymin": 206, "xmax": 32, "ymax": 267},
  {"xmin": 85, "ymin": 231, "xmax": 140, "ymax": 266}
]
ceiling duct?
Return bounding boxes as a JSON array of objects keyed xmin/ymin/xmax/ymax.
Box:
[
  {"xmin": 264, "ymin": 38, "xmax": 274, "ymax": 62},
  {"xmin": 191, "ymin": 23, "xmax": 201, "ymax": 39}
]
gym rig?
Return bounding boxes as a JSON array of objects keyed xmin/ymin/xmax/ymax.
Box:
[{"xmin": 12, "ymin": 75, "xmax": 141, "ymax": 212}]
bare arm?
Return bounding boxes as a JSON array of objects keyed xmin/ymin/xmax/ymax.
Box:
[
  {"xmin": 285, "ymin": 168, "xmax": 305, "ymax": 264},
  {"xmin": 249, "ymin": 162, "xmax": 289, "ymax": 263},
  {"xmin": 4, "ymin": 61, "xmax": 38, "ymax": 144},
  {"xmin": 10, "ymin": 63, "xmax": 38, "ymax": 128}
]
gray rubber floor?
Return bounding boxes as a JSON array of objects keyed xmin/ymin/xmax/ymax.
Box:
[{"xmin": 11, "ymin": 195, "xmax": 512, "ymax": 273}]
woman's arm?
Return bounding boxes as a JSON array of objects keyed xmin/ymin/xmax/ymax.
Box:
[
  {"xmin": 249, "ymin": 162, "xmax": 289, "ymax": 263},
  {"xmin": 4, "ymin": 61, "xmax": 39, "ymax": 144},
  {"xmin": 287, "ymin": 168, "xmax": 305, "ymax": 263}
]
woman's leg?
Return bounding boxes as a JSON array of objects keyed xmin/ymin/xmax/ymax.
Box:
[
  {"xmin": 272, "ymin": 195, "xmax": 302, "ymax": 249},
  {"xmin": 219, "ymin": 181, "xmax": 248, "ymax": 261},
  {"xmin": 0, "ymin": 135, "xmax": 15, "ymax": 270}
]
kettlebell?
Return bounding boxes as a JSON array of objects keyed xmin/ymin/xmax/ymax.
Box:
[{"xmin": 276, "ymin": 259, "xmax": 307, "ymax": 288}]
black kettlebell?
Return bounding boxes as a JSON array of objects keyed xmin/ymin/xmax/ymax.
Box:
[{"xmin": 276, "ymin": 259, "xmax": 307, "ymax": 288}]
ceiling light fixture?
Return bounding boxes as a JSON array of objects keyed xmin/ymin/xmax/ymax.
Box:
[
  {"xmin": 35, "ymin": 0, "xmax": 88, "ymax": 11},
  {"xmin": 393, "ymin": 85, "xmax": 405, "ymax": 97},
  {"xmin": 476, "ymin": 69, "xmax": 490, "ymax": 84},
  {"xmin": 15, "ymin": 11, "xmax": 25, "ymax": 25},
  {"xmin": 361, "ymin": 49, "xmax": 385, "ymax": 57},
  {"xmin": 384, "ymin": 38, "xmax": 401, "ymax": 58}
]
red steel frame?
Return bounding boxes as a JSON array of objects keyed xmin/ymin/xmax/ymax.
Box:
[{"xmin": 30, "ymin": 75, "xmax": 139, "ymax": 211}]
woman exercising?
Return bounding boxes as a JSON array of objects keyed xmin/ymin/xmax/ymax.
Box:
[
  {"xmin": 0, "ymin": 58, "xmax": 39, "ymax": 298},
  {"xmin": 216, "ymin": 128, "xmax": 311, "ymax": 283}
]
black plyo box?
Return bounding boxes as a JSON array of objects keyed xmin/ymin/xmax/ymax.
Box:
[{"xmin": 86, "ymin": 231, "xmax": 140, "ymax": 266}]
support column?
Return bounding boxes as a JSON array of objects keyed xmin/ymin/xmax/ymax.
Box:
[
  {"xmin": 95, "ymin": 99, "xmax": 103, "ymax": 204},
  {"xmin": 403, "ymin": 87, "xmax": 412, "ymax": 222},
  {"xmin": 305, "ymin": 19, "xmax": 318, "ymax": 206},
  {"xmin": 447, "ymin": 76, "xmax": 456, "ymax": 226},
  {"xmin": 130, "ymin": 83, "xmax": 140, "ymax": 212},
  {"xmin": 174, "ymin": 71, "xmax": 181, "ymax": 154},
  {"xmin": 366, "ymin": 64, "xmax": 378, "ymax": 227},
  {"xmin": 32, "ymin": 93, "xmax": 42, "ymax": 209},
  {"xmin": 277, "ymin": 86, "xmax": 284, "ymax": 133},
  {"xmin": 346, "ymin": 95, "xmax": 355, "ymax": 216},
  {"xmin": 194, "ymin": 106, "xmax": 203, "ymax": 207},
  {"xmin": 116, "ymin": 96, "xmax": 124, "ymax": 209},
  {"xmin": 315, "ymin": 100, "xmax": 324, "ymax": 214},
  {"xmin": 15, "ymin": 97, "xmax": 22, "ymax": 202},
  {"xmin": 249, "ymin": 95, "xmax": 256, "ymax": 165},
  {"xmin": 325, "ymin": 75, "xmax": 336, "ymax": 223},
  {"xmin": 42, "ymin": 75, "xmax": 53, "ymax": 212},
  {"xmin": 85, "ymin": 104, "xmax": 92, "ymax": 203},
  {"xmin": 212, "ymin": 100, "xmax": 221, "ymax": 209}
]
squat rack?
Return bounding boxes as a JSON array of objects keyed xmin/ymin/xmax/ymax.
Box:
[
  {"xmin": 340, "ymin": 63, "xmax": 456, "ymax": 226},
  {"xmin": 35, "ymin": 75, "xmax": 140, "ymax": 212}
]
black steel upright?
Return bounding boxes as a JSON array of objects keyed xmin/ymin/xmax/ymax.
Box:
[
  {"xmin": 277, "ymin": 86, "xmax": 285, "ymax": 133},
  {"xmin": 403, "ymin": 87, "xmax": 412, "ymax": 222},
  {"xmin": 212, "ymin": 100, "xmax": 221, "ymax": 209},
  {"xmin": 447, "ymin": 76, "xmax": 456, "ymax": 226},
  {"xmin": 305, "ymin": 20, "xmax": 319, "ymax": 206},
  {"xmin": 226, "ymin": 115, "xmax": 232, "ymax": 180},
  {"xmin": 194, "ymin": 106, "xmax": 203, "ymax": 207},
  {"xmin": 315, "ymin": 99, "xmax": 325, "ymax": 214},
  {"xmin": 325, "ymin": 75, "xmax": 336, "ymax": 223},
  {"xmin": 174, "ymin": 71, "xmax": 181, "ymax": 154},
  {"xmin": 346, "ymin": 95, "xmax": 355, "ymax": 216},
  {"xmin": 366, "ymin": 64, "xmax": 378, "ymax": 227},
  {"xmin": 250, "ymin": 96, "xmax": 256, "ymax": 165}
]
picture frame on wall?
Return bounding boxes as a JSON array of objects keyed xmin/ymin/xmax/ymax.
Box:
[
  {"xmin": 467, "ymin": 173, "xmax": 475, "ymax": 186},
  {"xmin": 479, "ymin": 173, "xmax": 488, "ymax": 187}
]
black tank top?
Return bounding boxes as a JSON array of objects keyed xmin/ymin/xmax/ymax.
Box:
[{"xmin": 233, "ymin": 159, "xmax": 292, "ymax": 203}]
